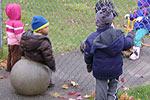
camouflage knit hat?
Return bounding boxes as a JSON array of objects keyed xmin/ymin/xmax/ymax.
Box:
[{"xmin": 96, "ymin": 6, "xmax": 113, "ymax": 29}]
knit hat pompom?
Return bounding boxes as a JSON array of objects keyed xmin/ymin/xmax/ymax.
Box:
[
  {"xmin": 31, "ymin": 16, "xmax": 49, "ymax": 32},
  {"xmin": 96, "ymin": 6, "xmax": 113, "ymax": 28}
]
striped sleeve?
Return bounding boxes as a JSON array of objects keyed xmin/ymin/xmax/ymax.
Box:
[
  {"xmin": 13, "ymin": 21, "xmax": 24, "ymax": 34},
  {"xmin": 6, "ymin": 20, "xmax": 24, "ymax": 34}
]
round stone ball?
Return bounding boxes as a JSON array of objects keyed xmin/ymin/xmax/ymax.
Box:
[{"xmin": 10, "ymin": 58, "xmax": 50, "ymax": 96}]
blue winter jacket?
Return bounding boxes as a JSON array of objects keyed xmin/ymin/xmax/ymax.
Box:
[
  {"xmin": 130, "ymin": 8, "xmax": 150, "ymax": 32},
  {"xmin": 84, "ymin": 27, "xmax": 134, "ymax": 80}
]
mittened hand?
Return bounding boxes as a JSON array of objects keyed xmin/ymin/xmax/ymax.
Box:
[
  {"xmin": 124, "ymin": 14, "xmax": 130, "ymax": 19},
  {"xmin": 80, "ymin": 40, "xmax": 86, "ymax": 53},
  {"xmin": 135, "ymin": 16, "xmax": 143, "ymax": 22},
  {"xmin": 87, "ymin": 64, "xmax": 92, "ymax": 73},
  {"xmin": 128, "ymin": 30, "xmax": 136, "ymax": 39},
  {"xmin": 52, "ymin": 69, "xmax": 56, "ymax": 72}
]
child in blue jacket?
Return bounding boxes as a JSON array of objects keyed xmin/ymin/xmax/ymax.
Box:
[
  {"xmin": 125, "ymin": 0, "xmax": 150, "ymax": 60},
  {"xmin": 84, "ymin": 6, "xmax": 135, "ymax": 100}
]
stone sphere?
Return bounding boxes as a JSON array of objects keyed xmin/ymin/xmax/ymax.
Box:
[{"xmin": 10, "ymin": 58, "xmax": 50, "ymax": 96}]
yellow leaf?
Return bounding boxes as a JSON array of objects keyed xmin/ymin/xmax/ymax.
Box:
[
  {"xmin": 50, "ymin": 92, "xmax": 62, "ymax": 98},
  {"xmin": 84, "ymin": 94, "xmax": 91, "ymax": 98},
  {"xmin": 61, "ymin": 84, "xmax": 69, "ymax": 89}
]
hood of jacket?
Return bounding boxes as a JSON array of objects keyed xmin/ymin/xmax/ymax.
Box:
[
  {"xmin": 5, "ymin": 3, "xmax": 21, "ymax": 20},
  {"xmin": 20, "ymin": 30, "xmax": 50, "ymax": 52},
  {"xmin": 90, "ymin": 27, "xmax": 124, "ymax": 57}
]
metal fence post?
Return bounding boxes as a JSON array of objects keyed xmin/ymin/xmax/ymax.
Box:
[{"xmin": 0, "ymin": 0, "xmax": 2, "ymax": 50}]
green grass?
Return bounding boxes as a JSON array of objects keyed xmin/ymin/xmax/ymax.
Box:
[
  {"xmin": 0, "ymin": 0, "xmax": 138, "ymax": 59},
  {"xmin": 88, "ymin": 84, "xmax": 150, "ymax": 100}
]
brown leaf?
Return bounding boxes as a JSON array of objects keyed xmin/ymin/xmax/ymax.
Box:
[
  {"xmin": 119, "ymin": 93, "xmax": 131, "ymax": 100},
  {"xmin": 84, "ymin": 91, "xmax": 95, "ymax": 99},
  {"xmin": 0, "ymin": 60, "xmax": 7, "ymax": 69}
]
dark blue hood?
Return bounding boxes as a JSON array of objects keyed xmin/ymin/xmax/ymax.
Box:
[{"xmin": 90, "ymin": 27, "xmax": 124, "ymax": 57}]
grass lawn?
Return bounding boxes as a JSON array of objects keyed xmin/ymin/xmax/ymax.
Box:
[
  {"xmin": 0, "ymin": 0, "xmax": 138, "ymax": 59},
  {"xmin": 2, "ymin": 0, "xmax": 150, "ymax": 99},
  {"xmin": 88, "ymin": 84, "xmax": 150, "ymax": 100}
]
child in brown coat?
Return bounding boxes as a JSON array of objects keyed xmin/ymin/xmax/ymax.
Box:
[{"xmin": 20, "ymin": 16, "xmax": 56, "ymax": 87}]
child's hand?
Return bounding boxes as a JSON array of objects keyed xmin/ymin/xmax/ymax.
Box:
[
  {"xmin": 87, "ymin": 64, "xmax": 92, "ymax": 73},
  {"xmin": 80, "ymin": 40, "xmax": 85, "ymax": 53},
  {"xmin": 52, "ymin": 69, "xmax": 56, "ymax": 72},
  {"xmin": 135, "ymin": 16, "xmax": 143, "ymax": 22},
  {"xmin": 124, "ymin": 14, "xmax": 130, "ymax": 19},
  {"xmin": 128, "ymin": 30, "xmax": 135, "ymax": 39}
]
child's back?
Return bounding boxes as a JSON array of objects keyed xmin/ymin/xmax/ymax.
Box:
[
  {"xmin": 20, "ymin": 30, "xmax": 55, "ymax": 71},
  {"xmin": 20, "ymin": 16, "xmax": 55, "ymax": 71},
  {"xmin": 5, "ymin": 3, "xmax": 24, "ymax": 72},
  {"xmin": 84, "ymin": 6, "xmax": 135, "ymax": 100},
  {"xmin": 5, "ymin": 3, "xmax": 24, "ymax": 45}
]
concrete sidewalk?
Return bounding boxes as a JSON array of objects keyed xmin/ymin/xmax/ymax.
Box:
[{"xmin": 0, "ymin": 46, "xmax": 150, "ymax": 100}]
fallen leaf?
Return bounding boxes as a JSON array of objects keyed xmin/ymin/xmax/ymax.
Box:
[
  {"xmin": 77, "ymin": 96, "xmax": 82, "ymax": 100},
  {"xmin": 25, "ymin": 23, "xmax": 29, "ymax": 26},
  {"xmin": 71, "ymin": 81, "xmax": 78, "ymax": 87},
  {"xmin": 83, "ymin": 94, "xmax": 91, "ymax": 98},
  {"xmin": 68, "ymin": 91, "xmax": 74, "ymax": 95},
  {"xmin": 84, "ymin": 91, "xmax": 95, "ymax": 99},
  {"xmin": 117, "ymin": 24, "xmax": 121, "ymax": 27},
  {"xmin": 61, "ymin": 84, "xmax": 69, "ymax": 89},
  {"xmin": 65, "ymin": 80, "xmax": 70, "ymax": 82},
  {"xmin": 0, "ymin": 60, "xmax": 7, "ymax": 69},
  {"xmin": 90, "ymin": 91, "xmax": 95, "ymax": 98},
  {"xmin": 74, "ymin": 92, "xmax": 81, "ymax": 96},
  {"xmin": 69, "ymin": 98, "xmax": 76, "ymax": 100},
  {"xmin": 50, "ymin": 92, "xmax": 62, "ymax": 98},
  {"xmin": 37, "ymin": 6, "xmax": 40, "ymax": 9},
  {"xmin": 123, "ymin": 86, "xmax": 129, "ymax": 91},
  {"xmin": 121, "ymin": 77, "xmax": 125, "ymax": 83},
  {"xmin": 119, "ymin": 93, "xmax": 130, "ymax": 100},
  {"xmin": 59, "ymin": 95, "xmax": 68, "ymax": 99},
  {"xmin": 0, "ymin": 75, "xmax": 9, "ymax": 79},
  {"xmin": 129, "ymin": 98, "xmax": 135, "ymax": 100},
  {"xmin": 61, "ymin": 53, "xmax": 64, "ymax": 56}
]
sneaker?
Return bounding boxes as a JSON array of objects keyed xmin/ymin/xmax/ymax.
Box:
[
  {"xmin": 129, "ymin": 46, "xmax": 140, "ymax": 60},
  {"xmin": 48, "ymin": 82, "xmax": 55, "ymax": 88}
]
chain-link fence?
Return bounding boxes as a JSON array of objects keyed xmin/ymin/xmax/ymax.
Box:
[
  {"xmin": 1, "ymin": 0, "xmax": 150, "ymax": 99},
  {"xmin": 0, "ymin": 0, "xmax": 2, "ymax": 50}
]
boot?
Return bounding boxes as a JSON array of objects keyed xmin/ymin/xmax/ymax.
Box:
[{"xmin": 129, "ymin": 46, "xmax": 140, "ymax": 60}]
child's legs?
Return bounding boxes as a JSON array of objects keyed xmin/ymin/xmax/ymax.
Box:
[
  {"xmin": 95, "ymin": 79, "xmax": 107, "ymax": 100},
  {"xmin": 50, "ymin": 69, "xmax": 53, "ymax": 81},
  {"xmin": 134, "ymin": 29, "xmax": 148, "ymax": 47},
  {"xmin": 11, "ymin": 45, "xmax": 21, "ymax": 70},
  {"xmin": 7, "ymin": 45, "xmax": 12, "ymax": 71},
  {"xmin": 107, "ymin": 78, "xmax": 119, "ymax": 100}
]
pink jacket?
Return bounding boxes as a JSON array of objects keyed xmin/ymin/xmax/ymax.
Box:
[{"xmin": 5, "ymin": 4, "xmax": 24, "ymax": 45}]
